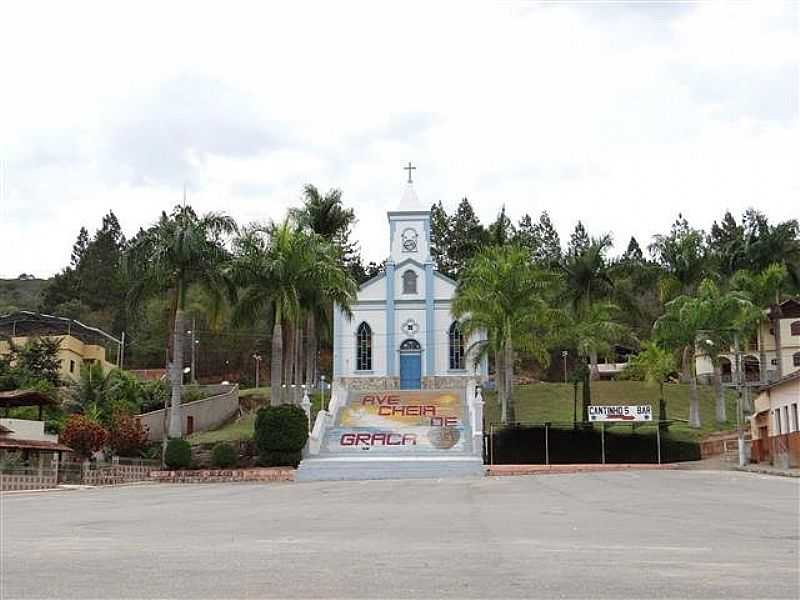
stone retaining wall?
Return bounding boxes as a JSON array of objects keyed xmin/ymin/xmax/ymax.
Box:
[
  {"xmin": 0, "ymin": 471, "xmax": 58, "ymax": 492},
  {"xmin": 151, "ymin": 467, "xmax": 294, "ymax": 483}
]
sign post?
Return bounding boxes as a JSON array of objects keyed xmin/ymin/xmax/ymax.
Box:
[
  {"xmin": 588, "ymin": 406, "xmax": 654, "ymax": 465},
  {"xmin": 656, "ymin": 421, "xmax": 661, "ymax": 464},
  {"xmin": 601, "ymin": 422, "xmax": 605, "ymax": 464}
]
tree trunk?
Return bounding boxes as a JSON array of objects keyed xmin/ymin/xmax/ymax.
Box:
[
  {"xmin": 504, "ymin": 338, "xmax": 515, "ymax": 424},
  {"xmin": 688, "ymin": 373, "xmax": 701, "ymax": 428},
  {"xmin": 680, "ymin": 345, "xmax": 692, "ymax": 383},
  {"xmin": 581, "ymin": 360, "xmax": 592, "ymax": 423},
  {"xmin": 305, "ymin": 314, "xmax": 316, "ymax": 388},
  {"xmin": 589, "ymin": 350, "xmax": 600, "ymax": 381},
  {"xmin": 495, "ymin": 350, "xmax": 505, "ymax": 408},
  {"xmin": 270, "ymin": 311, "xmax": 283, "ymax": 407},
  {"xmin": 167, "ymin": 308, "xmax": 185, "ymax": 438},
  {"xmin": 713, "ymin": 363, "xmax": 726, "ymax": 424},
  {"xmin": 758, "ymin": 325, "xmax": 767, "ymax": 385},
  {"xmin": 284, "ymin": 320, "xmax": 295, "ymax": 388},
  {"xmin": 296, "ymin": 322, "xmax": 304, "ymax": 386}
]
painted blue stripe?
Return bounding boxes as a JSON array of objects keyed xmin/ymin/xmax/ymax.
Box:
[
  {"xmin": 386, "ymin": 261, "xmax": 396, "ymax": 377},
  {"xmin": 333, "ymin": 304, "xmax": 343, "ymax": 377},
  {"xmin": 425, "ymin": 262, "xmax": 434, "ymax": 376}
]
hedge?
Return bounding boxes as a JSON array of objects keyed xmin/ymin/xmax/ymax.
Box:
[
  {"xmin": 211, "ymin": 442, "xmax": 238, "ymax": 469},
  {"xmin": 165, "ymin": 438, "xmax": 192, "ymax": 469},
  {"xmin": 254, "ymin": 405, "xmax": 308, "ymax": 467}
]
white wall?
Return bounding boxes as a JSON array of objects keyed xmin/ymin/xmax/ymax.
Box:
[{"xmin": 343, "ymin": 305, "xmax": 387, "ymax": 377}]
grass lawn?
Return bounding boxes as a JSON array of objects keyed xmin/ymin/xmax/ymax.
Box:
[
  {"xmin": 484, "ymin": 381, "xmax": 738, "ymax": 441},
  {"xmin": 187, "ymin": 387, "xmax": 326, "ymax": 445}
]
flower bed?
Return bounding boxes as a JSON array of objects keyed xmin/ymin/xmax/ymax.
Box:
[{"xmin": 150, "ymin": 467, "xmax": 294, "ymax": 484}]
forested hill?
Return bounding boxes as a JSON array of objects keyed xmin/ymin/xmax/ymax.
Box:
[{"xmin": 0, "ymin": 277, "xmax": 49, "ymax": 314}]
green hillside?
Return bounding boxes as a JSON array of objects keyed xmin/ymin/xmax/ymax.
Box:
[
  {"xmin": 0, "ymin": 277, "xmax": 47, "ymax": 314},
  {"xmin": 485, "ymin": 381, "xmax": 737, "ymax": 440}
]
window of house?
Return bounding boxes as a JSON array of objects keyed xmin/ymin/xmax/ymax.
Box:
[
  {"xmin": 449, "ymin": 322, "xmax": 465, "ymax": 370},
  {"xmin": 356, "ymin": 322, "xmax": 372, "ymax": 371},
  {"xmin": 792, "ymin": 404, "xmax": 798, "ymax": 433},
  {"xmin": 793, "ymin": 352, "xmax": 800, "ymax": 367},
  {"xmin": 775, "ymin": 411, "xmax": 782, "ymax": 435},
  {"xmin": 784, "ymin": 406, "xmax": 790, "ymax": 434},
  {"xmin": 402, "ymin": 270, "xmax": 417, "ymax": 294},
  {"xmin": 791, "ymin": 321, "xmax": 800, "ymax": 336},
  {"xmin": 69, "ymin": 360, "xmax": 75, "ymax": 374}
]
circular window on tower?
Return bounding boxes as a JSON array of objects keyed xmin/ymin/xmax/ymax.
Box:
[{"xmin": 401, "ymin": 228, "xmax": 418, "ymax": 252}]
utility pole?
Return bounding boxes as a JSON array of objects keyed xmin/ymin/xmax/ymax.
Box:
[
  {"xmin": 561, "ymin": 350, "xmax": 568, "ymax": 384},
  {"xmin": 734, "ymin": 333, "xmax": 746, "ymax": 467},
  {"xmin": 190, "ymin": 318, "xmax": 197, "ymax": 384},
  {"xmin": 253, "ymin": 354, "xmax": 262, "ymax": 388}
]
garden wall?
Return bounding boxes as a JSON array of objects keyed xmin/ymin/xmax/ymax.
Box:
[
  {"xmin": 0, "ymin": 469, "xmax": 58, "ymax": 492},
  {"xmin": 137, "ymin": 385, "xmax": 239, "ymax": 441}
]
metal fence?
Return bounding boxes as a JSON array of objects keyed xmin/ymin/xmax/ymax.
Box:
[{"xmin": 486, "ymin": 421, "xmax": 700, "ymax": 466}]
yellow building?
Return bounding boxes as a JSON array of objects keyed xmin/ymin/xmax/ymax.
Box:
[{"xmin": 0, "ymin": 311, "xmax": 120, "ymax": 382}]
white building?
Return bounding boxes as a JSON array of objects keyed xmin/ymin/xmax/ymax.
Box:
[
  {"xmin": 332, "ymin": 181, "xmax": 487, "ymax": 391},
  {"xmin": 696, "ymin": 298, "xmax": 800, "ymax": 385}
]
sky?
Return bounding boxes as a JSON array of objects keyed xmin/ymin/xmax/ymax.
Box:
[{"xmin": 0, "ymin": 0, "xmax": 798, "ymax": 278}]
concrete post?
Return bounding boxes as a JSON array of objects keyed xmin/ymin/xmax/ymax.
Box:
[{"xmin": 473, "ymin": 386, "xmax": 485, "ymax": 457}]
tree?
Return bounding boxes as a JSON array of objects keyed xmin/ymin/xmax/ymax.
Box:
[
  {"xmin": 60, "ymin": 415, "xmax": 109, "ymax": 459},
  {"xmin": 3, "ymin": 337, "xmax": 62, "ymax": 389},
  {"xmin": 488, "ymin": 206, "xmax": 515, "ymax": 247},
  {"xmin": 567, "ymin": 221, "xmax": 590, "ymax": 256},
  {"xmin": 560, "ymin": 235, "xmax": 615, "ymax": 378},
  {"xmin": 625, "ymin": 341, "xmax": 677, "ymax": 428},
  {"xmin": 730, "ymin": 263, "xmax": 790, "ymax": 381},
  {"xmin": 108, "ymin": 411, "xmax": 149, "ymax": 457},
  {"xmin": 531, "ymin": 211, "xmax": 562, "ymax": 267},
  {"xmin": 708, "ymin": 211, "xmax": 746, "ymax": 278},
  {"xmin": 561, "ymin": 302, "xmax": 628, "ymax": 421},
  {"xmin": 232, "ymin": 221, "xmax": 356, "ymax": 405},
  {"xmin": 621, "ymin": 237, "xmax": 644, "ymax": 263},
  {"xmin": 126, "ymin": 205, "xmax": 237, "ymax": 438},
  {"xmin": 453, "ymin": 245, "xmax": 564, "ymax": 424},
  {"xmin": 655, "ymin": 279, "xmax": 753, "ymax": 427},
  {"xmin": 430, "ymin": 198, "xmax": 488, "ymax": 279},
  {"xmin": 649, "ymin": 215, "xmax": 708, "ymax": 301}
]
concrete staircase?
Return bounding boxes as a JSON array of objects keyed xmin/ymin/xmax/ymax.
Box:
[{"xmin": 296, "ymin": 389, "xmax": 484, "ymax": 481}]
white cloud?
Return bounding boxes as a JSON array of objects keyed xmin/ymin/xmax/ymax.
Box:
[{"xmin": 0, "ymin": 0, "xmax": 797, "ymax": 277}]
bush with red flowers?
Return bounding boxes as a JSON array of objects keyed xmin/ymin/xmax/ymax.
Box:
[
  {"xmin": 60, "ymin": 415, "xmax": 109, "ymax": 459},
  {"xmin": 108, "ymin": 411, "xmax": 150, "ymax": 457}
]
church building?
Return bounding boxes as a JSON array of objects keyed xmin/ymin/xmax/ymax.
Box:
[{"xmin": 332, "ymin": 175, "xmax": 488, "ymax": 390}]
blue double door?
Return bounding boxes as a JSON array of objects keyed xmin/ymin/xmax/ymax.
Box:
[{"xmin": 399, "ymin": 352, "xmax": 422, "ymax": 389}]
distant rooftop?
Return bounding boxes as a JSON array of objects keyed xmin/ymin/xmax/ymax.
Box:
[{"xmin": 0, "ymin": 310, "xmax": 120, "ymax": 347}]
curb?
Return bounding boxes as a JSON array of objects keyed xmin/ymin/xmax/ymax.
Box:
[
  {"xmin": 486, "ymin": 463, "xmax": 679, "ymax": 476},
  {"xmin": 734, "ymin": 466, "xmax": 800, "ymax": 478}
]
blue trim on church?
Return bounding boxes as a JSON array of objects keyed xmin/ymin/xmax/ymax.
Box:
[
  {"xmin": 385, "ymin": 261, "xmax": 396, "ymax": 377},
  {"xmin": 425, "ymin": 262, "xmax": 434, "ymax": 376}
]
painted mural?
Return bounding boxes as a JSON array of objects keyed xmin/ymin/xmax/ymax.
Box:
[{"xmin": 324, "ymin": 390, "xmax": 466, "ymax": 454}]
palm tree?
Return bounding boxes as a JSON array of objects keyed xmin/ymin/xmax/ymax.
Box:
[
  {"xmin": 232, "ymin": 220, "xmax": 356, "ymax": 405},
  {"xmin": 289, "ymin": 185, "xmax": 356, "ymax": 385},
  {"xmin": 454, "ymin": 245, "xmax": 563, "ymax": 424},
  {"xmin": 560, "ymin": 235, "xmax": 615, "ymax": 378},
  {"xmin": 649, "ymin": 216, "xmax": 708, "ymax": 301},
  {"xmin": 626, "ymin": 342, "xmax": 677, "ymax": 429},
  {"xmin": 655, "ymin": 279, "xmax": 753, "ymax": 427},
  {"xmin": 731, "ymin": 263, "xmax": 789, "ymax": 382},
  {"xmin": 126, "ymin": 205, "xmax": 237, "ymax": 438},
  {"xmin": 562, "ymin": 302, "xmax": 628, "ymax": 422}
]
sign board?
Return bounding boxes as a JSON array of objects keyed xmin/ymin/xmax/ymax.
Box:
[
  {"xmin": 588, "ymin": 405, "xmax": 652, "ymax": 422},
  {"xmin": 326, "ymin": 390, "xmax": 465, "ymax": 454}
]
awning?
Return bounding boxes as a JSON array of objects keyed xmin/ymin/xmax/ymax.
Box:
[{"xmin": 0, "ymin": 437, "xmax": 72, "ymax": 452}]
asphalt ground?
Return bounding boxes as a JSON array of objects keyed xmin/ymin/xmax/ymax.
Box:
[{"xmin": 1, "ymin": 470, "xmax": 798, "ymax": 599}]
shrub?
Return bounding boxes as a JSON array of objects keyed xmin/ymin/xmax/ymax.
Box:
[
  {"xmin": 108, "ymin": 411, "xmax": 150, "ymax": 457},
  {"xmin": 254, "ymin": 405, "xmax": 308, "ymax": 467},
  {"xmin": 60, "ymin": 415, "xmax": 109, "ymax": 459},
  {"xmin": 164, "ymin": 438, "xmax": 192, "ymax": 469},
  {"xmin": 211, "ymin": 442, "xmax": 238, "ymax": 469}
]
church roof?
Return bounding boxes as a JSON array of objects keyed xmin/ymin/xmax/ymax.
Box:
[{"xmin": 396, "ymin": 182, "xmax": 427, "ymax": 212}]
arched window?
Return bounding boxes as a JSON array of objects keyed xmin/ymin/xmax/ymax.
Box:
[
  {"xmin": 400, "ymin": 338, "xmax": 421, "ymax": 352},
  {"xmin": 449, "ymin": 322, "xmax": 465, "ymax": 370},
  {"xmin": 793, "ymin": 352, "xmax": 800, "ymax": 367},
  {"xmin": 356, "ymin": 322, "xmax": 372, "ymax": 371},
  {"xmin": 791, "ymin": 321, "xmax": 800, "ymax": 336},
  {"xmin": 402, "ymin": 270, "xmax": 418, "ymax": 294}
]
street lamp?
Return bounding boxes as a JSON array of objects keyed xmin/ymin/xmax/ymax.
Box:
[
  {"xmin": 320, "ymin": 375, "xmax": 327, "ymax": 412},
  {"xmin": 561, "ymin": 350, "xmax": 569, "ymax": 384},
  {"xmin": 252, "ymin": 354, "xmax": 263, "ymax": 389}
]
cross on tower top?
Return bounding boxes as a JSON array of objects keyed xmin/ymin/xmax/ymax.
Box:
[{"xmin": 403, "ymin": 161, "xmax": 416, "ymax": 184}]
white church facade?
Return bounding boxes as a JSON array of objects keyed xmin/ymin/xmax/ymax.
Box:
[{"xmin": 332, "ymin": 181, "xmax": 488, "ymax": 391}]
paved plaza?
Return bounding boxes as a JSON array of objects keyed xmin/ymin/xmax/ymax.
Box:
[{"xmin": 1, "ymin": 470, "xmax": 798, "ymax": 598}]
